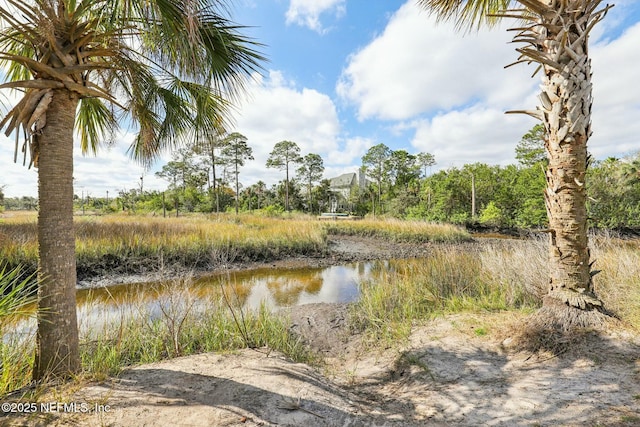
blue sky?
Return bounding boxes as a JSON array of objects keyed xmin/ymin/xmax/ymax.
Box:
[{"xmin": 2, "ymin": 0, "xmax": 640, "ymax": 198}]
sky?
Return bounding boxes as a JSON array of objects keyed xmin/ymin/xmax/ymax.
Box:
[{"xmin": 2, "ymin": 0, "xmax": 640, "ymax": 198}]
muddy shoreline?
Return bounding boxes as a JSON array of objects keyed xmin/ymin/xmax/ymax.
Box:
[{"xmin": 76, "ymin": 234, "xmax": 450, "ymax": 289}]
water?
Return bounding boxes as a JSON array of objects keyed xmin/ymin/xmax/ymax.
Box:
[
  {"xmin": 78, "ymin": 260, "xmax": 386, "ymax": 309},
  {"xmin": 6, "ymin": 261, "xmax": 389, "ymax": 340},
  {"xmin": 72, "ymin": 260, "xmax": 390, "ymax": 333}
]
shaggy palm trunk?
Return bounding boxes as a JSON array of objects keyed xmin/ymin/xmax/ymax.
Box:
[
  {"xmin": 511, "ymin": 0, "xmax": 609, "ymax": 327},
  {"xmin": 33, "ymin": 90, "xmax": 80, "ymax": 380}
]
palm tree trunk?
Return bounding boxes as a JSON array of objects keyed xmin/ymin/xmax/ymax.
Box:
[
  {"xmin": 33, "ymin": 90, "xmax": 80, "ymax": 380},
  {"xmin": 514, "ymin": 0, "xmax": 608, "ymax": 328}
]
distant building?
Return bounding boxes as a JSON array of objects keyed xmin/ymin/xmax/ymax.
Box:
[{"xmin": 327, "ymin": 171, "xmax": 368, "ymax": 212}]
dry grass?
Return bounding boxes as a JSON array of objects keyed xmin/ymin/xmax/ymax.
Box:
[
  {"xmin": 0, "ymin": 214, "xmax": 472, "ymax": 280},
  {"xmin": 324, "ymin": 218, "xmax": 471, "ymax": 243},
  {"xmin": 351, "ymin": 235, "xmax": 640, "ymax": 346}
]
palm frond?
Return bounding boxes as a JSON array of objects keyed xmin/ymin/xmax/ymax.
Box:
[
  {"xmin": 0, "ymin": 0, "xmax": 266, "ymax": 166},
  {"xmin": 77, "ymin": 97, "xmax": 118, "ymax": 155},
  {"xmin": 417, "ymin": 0, "xmax": 514, "ymax": 31}
]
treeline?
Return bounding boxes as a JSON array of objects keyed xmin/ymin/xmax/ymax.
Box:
[{"xmin": 2, "ymin": 125, "xmax": 639, "ymax": 230}]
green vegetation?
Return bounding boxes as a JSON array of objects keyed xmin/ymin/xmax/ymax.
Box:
[
  {"xmin": 1, "ymin": 222, "xmax": 638, "ymax": 396},
  {"xmin": 350, "ymin": 237, "xmax": 640, "ymax": 344},
  {"xmin": 0, "ymin": 265, "xmax": 36, "ymax": 395},
  {"xmin": 4, "ymin": 127, "xmax": 638, "ymax": 232},
  {"xmin": 6, "ymin": 141, "xmax": 637, "ymax": 233},
  {"xmin": 0, "ymin": 265, "xmax": 36, "ymax": 322},
  {"xmin": 0, "ymin": 214, "xmax": 470, "ymax": 279}
]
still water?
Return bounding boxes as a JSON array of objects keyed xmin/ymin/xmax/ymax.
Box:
[
  {"xmin": 71, "ymin": 260, "xmax": 394, "ymax": 332},
  {"xmin": 79, "ymin": 260, "xmax": 391, "ymax": 309},
  {"xmin": 5, "ymin": 261, "xmax": 398, "ymax": 341}
]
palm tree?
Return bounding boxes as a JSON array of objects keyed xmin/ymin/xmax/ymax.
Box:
[
  {"xmin": 0, "ymin": 0, "xmax": 263, "ymax": 380},
  {"xmin": 418, "ymin": 0, "xmax": 611, "ymax": 328}
]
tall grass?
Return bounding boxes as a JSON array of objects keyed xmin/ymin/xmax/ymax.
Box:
[
  {"xmin": 350, "ymin": 245, "xmax": 541, "ymax": 343},
  {"xmin": 591, "ymin": 236, "xmax": 640, "ymax": 327},
  {"xmin": 0, "ymin": 265, "xmax": 37, "ymax": 396},
  {"xmin": 351, "ymin": 236, "xmax": 640, "ymax": 344},
  {"xmin": 325, "ymin": 218, "xmax": 471, "ymax": 243},
  {"xmin": 0, "ymin": 214, "xmax": 471, "ymax": 280}
]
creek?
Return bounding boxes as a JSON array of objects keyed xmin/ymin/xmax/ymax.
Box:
[
  {"xmin": 72, "ymin": 260, "xmax": 395, "ymax": 333},
  {"xmin": 6, "ymin": 260, "xmax": 397, "ymax": 340}
]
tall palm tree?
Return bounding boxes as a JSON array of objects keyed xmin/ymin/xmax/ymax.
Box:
[
  {"xmin": 0, "ymin": 0, "xmax": 263, "ymax": 380},
  {"xmin": 418, "ymin": 0, "xmax": 611, "ymax": 328}
]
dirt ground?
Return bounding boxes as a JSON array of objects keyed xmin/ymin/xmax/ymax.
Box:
[
  {"xmin": 3, "ymin": 306, "xmax": 638, "ymax": 427},
  {"xmin": 2, "ymin": 237, "xmax": 640, "ymax": 427}
]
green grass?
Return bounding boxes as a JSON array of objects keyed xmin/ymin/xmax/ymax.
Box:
[
  {"xmin": 0, "ymin": 213, "xmax": 471, "ymax": 280},
  {"xmin": 80, "ymin": 302, "xmax": 315, "ymax": 381},
  {"xmin": 0, "ymin": 264, "xmax": 37, "ymax": 396},
  {"xmin": 324, "ymin": 218, "xmax": 472, "ymax": 243},
  {"xmin": 350, "ymin": 236, "xmax": 640, "ymax": 345}
]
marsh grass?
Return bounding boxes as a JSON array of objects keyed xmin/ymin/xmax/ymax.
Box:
[
  {"xmin": 351, "ymin": 236, "xmax": 640, "ymax": 345},
  {"xmin": 325, "ymin": 218, "xmax": 471, "ymax": 243},
  {"xmin": 77, "ymin": 277, "xmax": 315, "ymax": 382},
  {"xmin": 0, "ymin": 214, "xmax": 329, "ymax": 279},
  {"xmin": 0, "ymin": 214, "xmax": 471, "ymax": 280}
]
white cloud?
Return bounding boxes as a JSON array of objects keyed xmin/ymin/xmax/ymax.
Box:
[
  {"xmin": 0, "ymin": 138, "xmax": 39, "ymax": 198},
  {"xmin": 589, "ymin": 21, "xmax": 640, "ymax": 159},
  {"xmin": 231, "ymin": 70, "xmax": 343, "ymax": 185},
  {"xmin": 285, "ymin": 0, "xmax": 346, "ymax": 33},
  {"xmin": 337, "ymin": 2, "xmax": 536, "ymax": 122},
  {"xmin": 411, "ymin": 107, "xmax": 535, "ymax": 169},
  {"xmin": 326, "ymin": 136, "xmax": 372, "ymax": 166}
]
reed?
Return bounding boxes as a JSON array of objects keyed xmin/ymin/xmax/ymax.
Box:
[
  {"xmin": 351, "ymin": 236, "xmax": 640, "ymax": 344},
  {"xmin": 324, "ymin": 218, "xmax": 471, "ymax": 243},
  {"xmin": 77, "ymin": 277, "xmax": 316, "ymax": 381}
]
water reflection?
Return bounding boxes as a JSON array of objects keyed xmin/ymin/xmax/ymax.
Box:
[
  {"xmin": 4, "ymin": 260, "xmax": 394, "ymax": 340},
  {"xmin": 77, "ymin": 261, "xmax": 381, "ymax": 312}
]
